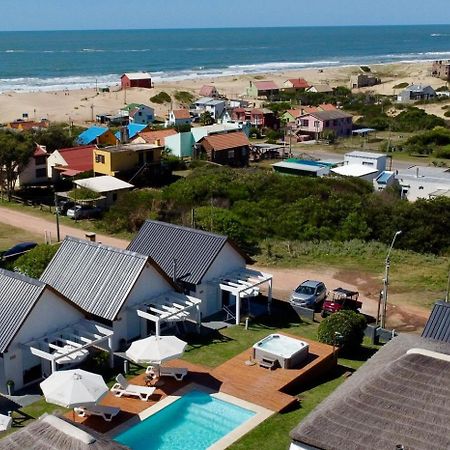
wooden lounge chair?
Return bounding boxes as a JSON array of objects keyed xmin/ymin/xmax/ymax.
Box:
[
  {"xmin": 146, "ymin": 365, "xmax": 188, "ymax": 382},
  {"xmin": 0, "ymin": 413, "xmax": 12, "ymax": 431},
  {"xmin": 111, "ymin": 374, "xmax": 156, "ymax": 401},
  {"xmin": 73, "ymin": 404, "xmax": 120, "ymax": 422}
]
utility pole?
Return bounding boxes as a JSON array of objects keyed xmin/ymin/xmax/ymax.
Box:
[{"xmin": 54, "ymin": 192, "xmax": 61, "ymax": 242}]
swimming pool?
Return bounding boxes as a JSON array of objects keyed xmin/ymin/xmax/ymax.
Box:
[{"xmin": 114, "ymin": 390, "xmax": 256, "ymax": 450}]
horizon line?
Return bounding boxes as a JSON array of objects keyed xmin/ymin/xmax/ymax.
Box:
[{"xmin": 1, "ymin": 23, "xmax": 450, "ymax": 33}]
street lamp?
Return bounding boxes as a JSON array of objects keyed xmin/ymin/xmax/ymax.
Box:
[{"xmin": 380, "ymin": 230, "xmax": 402, "ymax": 328}]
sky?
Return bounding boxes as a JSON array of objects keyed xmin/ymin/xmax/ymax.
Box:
[{"xmin": 1, "ymin": 0, "xmax": 450, "ymax": 31}]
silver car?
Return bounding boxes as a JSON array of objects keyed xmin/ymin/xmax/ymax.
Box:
[{"xmin": 290, "ymin": 280, "xmax": 327, "ymax": 310}]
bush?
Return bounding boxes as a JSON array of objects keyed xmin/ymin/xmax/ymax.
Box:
[
  {"xmin": 393, "ymin": 82, "xmax": 409, "ymax": 89},
  {"xmin": 150, "ymin": 91, "xmax": 171, "ymax": 104},
  {"xmin": 317, "ymin": 310, "xmax": 367, "ymax": 352},
  {"xmin": 174, "ymin": 91, "xmax": 195, "ymax": 106},
  {"xmin": 14, "ymin": 244, "xmax": 59, "ymax": 278},
  {"xmin": 434, "ymin": 144, "xmax": 450, "ymax": 159}
]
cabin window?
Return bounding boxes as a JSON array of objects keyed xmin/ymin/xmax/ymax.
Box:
[
  {"xmin": 300, "ymin": 119, "xmax": 309, "ymax": 127},
  {"xmin": 95, "ymin": 154, "xmax": 105, "ymax": 164},
  {"xmin": 35, "ymin": 168, "xmax": 47, "ymax": 178},
  {"xmin": 228, "ymin": 150, "xmax": 235, "ymax": 159}
]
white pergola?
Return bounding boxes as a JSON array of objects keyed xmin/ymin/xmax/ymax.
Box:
[
  {"xmin": 135, "ymin": 292, "xmax": 202, "ymax": 337},
  {"xmin": 219, "ymin": 268, "xmax": 273, "ymax": 325},
  {"xmin": 25, "ymin": 320, "xmax": 114, "ymax": 374}
]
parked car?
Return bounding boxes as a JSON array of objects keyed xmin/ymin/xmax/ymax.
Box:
[
  {"xmin": 56, "ymin": 200, "xmax": 75, "ymax": 215},
  {"xmin": 1, "ymin": 241, "xmax": 37, "ymax": 261},
  {"xmin": 290, "ymin": 280, "xmax": 327, "ymax": 310},
  {"xmin": 321, "ymin": 287, "xmax": 362, "ymax": 317},
  {"xmin": 67, "ymin": 205, "xmax": 101, "ymax": 220}
]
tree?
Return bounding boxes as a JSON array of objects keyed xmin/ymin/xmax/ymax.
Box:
[
  {"xmin": 32, "ymin": 123, "xmax": 75, "ymax": 152},
  {"xmin": 317, "ymin": 310, "xmax": 367, "ymax": 353},
  {"xmin": 14, "ymin": 244, "xmax": 59, "ymax": 278},
  {"xmin": 199, "ymin": 111, "xmax": 214, "ymax": 126},
  {"xmin": 0, "ymin": 130, "xmax": 33, "ymax": 200}
]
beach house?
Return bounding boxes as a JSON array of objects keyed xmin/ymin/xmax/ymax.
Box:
[
  {"xmin": 246, "ymin": 80, "xmax": 279, "ymax": 99},
  {"xmin": 199, "ymin": 85, "xmax": 220, "ymax": 98},
  {"xmin": 93, "ymin": 142, "xmax": 163, "ymax": 178},
  {"xmin": 0, "ymin": 268, "xmax": 112, "ymax": 393},
  {"xmin": 250, "ymin": 108, "xmax": 279, "ymax": 129},
  {"xmin": 296, "ymin": 110, "xmax": 353, "ymax": 139},
  {"xmin": 120, "ymin": 103, "xmax": 155, "ymax": 125},
  {"xmin": 349, "ymin": 73, "xmax": 381, "ymax": 89},
  {"xmin": 397, "ymin": 84, "xmax": 437, "ymax": 103},
  {"xmin": 194, "ymin": 97, "xmax": 226, "ymax": 120},
  {"xmin": 167, "ymin": 109, "xmax": 192, "ymax": 127},
  {"xmin": 131, "ymin": 128, "xmax": 177, "ymax": 146},
  {"xmin": 305, "ymin": 84, "xmax": 334, "ymax": 94},
  {"xmin": 41, "ymin": 237, "xmax": 202, "ymax": 347},
  {"xmin": 120, "ymin": 72, "xmax": 152, "ymax": 89},
  {"xmin": 47, "ymin": 145, "xmax": 96, "ymax": 181},
  {"xmin": 128, "ymin": 220, "xmax": 273, "ymax": 323},
  {"xmin": 15, "ymin": 144, "xmax": 49, "ymax": 188},
  {"xmin": 431, "ymin": 60, "xmax": 450, "ymax": 81},
  {"xmin": 196, "ymin": 131, "xmax": 251, "ymax": 167},
  {"xmin": 75, "ymin": 126, "xmax": 116, "ymax": 146},
  {"xmin": 282, "ymin": 78, "xmax": 310, "ymax": 92}
]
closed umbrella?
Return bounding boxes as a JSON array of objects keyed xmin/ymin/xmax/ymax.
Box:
[
  {"xmin": 40, "ymin": 369, "xmax": 108, "ymax": 408},
  {"xmin": 125, "ymin": 335, "xmax": 187, "ymax": 364}
]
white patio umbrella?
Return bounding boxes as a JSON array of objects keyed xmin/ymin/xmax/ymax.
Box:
[
  {"xmin": 125, "ymin": 335, "xmax": 187, "ymax": 364},
  {"xmin": 40, "ymin": 369, "xmax": 108, "ymax": 408}
]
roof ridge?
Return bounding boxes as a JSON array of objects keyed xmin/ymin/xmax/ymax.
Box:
[
  {"xmin": 63, "ymin": 236, "xmax": 148, "ymax": 260},
  {"xmin": 144, "ymin": 220, "xmax": 228, "ymax": 240},
  {"xmin": 0, "ymin": 268, "xmax": 46, "ymax": 288}
]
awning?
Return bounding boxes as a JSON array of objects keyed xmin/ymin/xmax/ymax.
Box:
[
  {"xmin": 135, "ymin": 292, "xmax": 202, "ymax": 337},
  {"xmin": 25, "ymin": 320, "xmax": 114, "ymax": 373},
  {"xmin": 59, "ymin": 169, "xmax": 83, "ymax": 177}
]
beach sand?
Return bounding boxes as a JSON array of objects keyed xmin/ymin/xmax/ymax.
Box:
[{"xmin": 0, "ymin": 61, "xmax": 448, "ymax": 125}]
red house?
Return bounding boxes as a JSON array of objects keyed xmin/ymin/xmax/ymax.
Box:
[
  {"xmin": 250, "ymin": 108, "xmax": 279, "ymax": 129},
  {"xmin": 120, "ymin": 72, "xmax": 152, "ymax": 89},
  {"xmin": 231, "ymin": 108, "xmax": 248, "ymax": 122}
]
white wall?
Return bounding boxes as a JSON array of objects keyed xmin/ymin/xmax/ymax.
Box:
[
  {"xmin": 344, "ymin": 153, "xmax": 386, "ymax": 172},
  {"xmin": 2, "ymin": 289, "xmax": 84, "ymax": 392},
  {"xmin": 47, "ymin": 151, "xmax": 67, "ymax": 179}
]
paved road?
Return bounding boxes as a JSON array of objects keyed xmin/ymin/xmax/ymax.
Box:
[{"xmin": 0, "ymin": 206, "xmax": 129, "ymax": 249}]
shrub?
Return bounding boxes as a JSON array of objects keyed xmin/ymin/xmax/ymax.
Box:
[
  {"xmin": 434, "ymin": 144, "xmax": 450, "ymax": 159},
  {"xmin": 174, "ymin": 91, "xmax": 195, "ymax": 106},
  {"xmin": 150, "ymin": 91, "xmax": 171, "ymax": 104},
  {"xmin": 393, "ymin": 82, "xmax": 409, "ymax": 89},
  {"xmin": 68, "ymin": 187, "xmax": 99, "ymax": 201},
  {"xmin": 14, "ymin": 244, "xmax": 59, "ymax": 278},
  {"xmin": 317, "ymin": 310, "xmax": 367, "ymax": 352}
]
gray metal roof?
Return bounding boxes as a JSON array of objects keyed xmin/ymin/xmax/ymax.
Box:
[
  {"xmin": 127, "ymin": 220, "xmax": 229, "ymax": 285},
  {"xmin": 422, "ymin": 301, "xmax": 450, "ymax": 343},
  {"xmin": 0, "ymin": 269, "xmax": 46, "ymax": 353},
  {"xmin": 303, "ymin": 110, "xmax": 353, "ymax": 120},
  {"xmin": 41, "ymin": 237, "xmax": 148, "ymax": 321}
]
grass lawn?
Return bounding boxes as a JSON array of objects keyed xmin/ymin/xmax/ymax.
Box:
[{"xmin": 0, "ymin": 222, "xmax": 44, "ymax": 252}]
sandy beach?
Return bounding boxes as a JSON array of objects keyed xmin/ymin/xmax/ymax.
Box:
[{"xmin": 0, "ymin": 61, "xmax": 448, "ymax": 125}]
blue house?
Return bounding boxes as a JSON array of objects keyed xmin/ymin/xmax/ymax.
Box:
[
  {"xmin": 76, "ymin": 127, "xmax": 116, "ymax": 146},
  {"xmin": 114, "ymin": 123, "xmax": 148, "ymax": 142}
]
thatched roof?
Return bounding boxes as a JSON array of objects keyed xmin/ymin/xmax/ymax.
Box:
[
  {"xmin": 0, "ymin": 415, "xmax": 129, "ymax": 450},
  {"xmin": 290, "ymin": 334, "xmax": 450, "ymax": 450}
]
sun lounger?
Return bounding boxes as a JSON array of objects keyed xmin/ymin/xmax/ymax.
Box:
[
  {"xmin": 0, "ymin": 413, "xmax": 12, "ymax": 431},
  {"xmin": 73, "ymin": 404, "xmax": 120, "ymax": 422},
  {"xmin": 111, "ymin": 374, "xmax": 156, "ymax": 401},
  {"xmin": 146, "ymin": 365, "xmax": 188, "ymax": 381}
]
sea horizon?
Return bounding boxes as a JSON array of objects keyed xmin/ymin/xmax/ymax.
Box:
[{"xmin": 1, "ymin": 24, "xmax": 450, "ymax": 93}]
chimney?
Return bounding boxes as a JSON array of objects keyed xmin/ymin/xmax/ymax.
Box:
[{"xmin": 120, "ymin": 126, "xmax": 129, "ymax": 144}]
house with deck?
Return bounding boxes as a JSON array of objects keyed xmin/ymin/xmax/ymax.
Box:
[
  {"xmin": 289, "ymin": 302, "xmax": 450, "ymax": 450},
  {"xmin": 0, "ymin": 268, "xmax": 113, "ymax": 393},
  {"xmin": 250, "ymin": 108, "xmax": 279, "ymax": 129},
  {"xmin": 41, "ymin": 237, "xmax": 202, "ymax": 345},
  {"xmin": 120, "ymin": 72, "xmax": 152, "ymax": 89},
  {"xmin": 167, "ymin": 109, "xmax": 192, "ymax": 127},
  {"xmin": 196, "ymin": 131, "xmax": 251, "ymax": 167},
  {"xmin": 397, "ymin": 84, "xmax": 437, "ymax": 103},
  {"xmin": 128, "ymin": 220, "xmax": 273, "ymax": 324},
  {"xmin": 120, "ymin": 103, "xmax": 155, "ymax": 125},
  {"xmin": 194, "ymin": 97, "xmax": 226, "ymax": 120},
  {"xmin": 296, "ymin": 110, "xmax": 353, "ymax": 139},
  {"xmin": 47, "ymin": 145, "xmax": 95, "ymax": 181}
]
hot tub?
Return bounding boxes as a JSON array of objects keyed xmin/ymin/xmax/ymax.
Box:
[{"xmin": 252, "ymin": 334, "xmax": 309, "ymax": 369}]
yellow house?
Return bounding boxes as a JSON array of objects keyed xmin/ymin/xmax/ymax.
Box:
[{"xmin": 93, "ymin": 143, "xmax": 163, "ymax": 177}]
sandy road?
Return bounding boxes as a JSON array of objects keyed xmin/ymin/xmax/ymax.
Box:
[
  {"xmin": 0, "ymin": 206, "xmax": 128, "ymax": 249},
  {"xmin": 0, "ymin": 206, "xmax": 429, "ymax": 331}
]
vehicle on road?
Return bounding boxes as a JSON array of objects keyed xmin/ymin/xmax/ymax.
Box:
[
  {"xmin": 321, "ymin": 287, "xmax": 362, "ymax": 317},
  {"xmin": 290, "ymin": 280, "xmax": 327, "ymax": 310},
  {"xmin": 67, "ymin": 205, "xmax": 101, "ymax": 220},
  {"xmin": 1, "ymin": 241, "xmax": 38, "ymax": 261}
]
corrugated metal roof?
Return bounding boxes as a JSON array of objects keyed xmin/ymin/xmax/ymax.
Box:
[
  {"xmin": 76, "ymin": 127, "xmax": 110, "ymax": 145},
  {"xmin": 40, "ymin": 237, "xmax": 148, "ymax": 321},
  {"xmin": 122, "ymin": 72, "xmax": 152, "ymax": 80},
  {"xmin": 0, "ymin": 269, "xmax": 46, "ymax": 353},
  {"xmin": 56, "ymin": 145, "xmax": 95, "ymax": 172},
  {"xmin": 74, "ymin": 176, "xmax": 133, "ymax": 193},
  {"xmin": 303, "ymin": 110, "xmax": 353, "ymax": 120},
  {"xmin": 254, "ymin": 81, "xmax": 279, "ymax": 91},
  {"xmin": 127, "ymin": 220, "xmax": 229, "ymax": 285},
  {"xmin": 422, "ymin": 301, "xmax": 450, "ymax": 343}
]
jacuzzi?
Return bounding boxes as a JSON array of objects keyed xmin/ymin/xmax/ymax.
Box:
[{"xmin": 252, "ymin": 334, "xmax": 309, "ymax": 369}]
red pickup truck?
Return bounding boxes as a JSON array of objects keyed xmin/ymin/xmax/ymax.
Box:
[{"xmin": 321, "ymin": 287, "xmax": 362, "ymax": 317}]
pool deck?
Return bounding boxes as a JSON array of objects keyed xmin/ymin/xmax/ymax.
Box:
[{"xmin": 65, "ymin": 333, "xmax": 335, "ymax": 433}]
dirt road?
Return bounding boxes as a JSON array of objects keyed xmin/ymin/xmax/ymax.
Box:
[
  {"xmin": 0, "ymin": 206, "xmax": 128, "ymax": 249},
  {"xmin": 0, "ymin": 206, "xmax": 428, "ymax": 332}
]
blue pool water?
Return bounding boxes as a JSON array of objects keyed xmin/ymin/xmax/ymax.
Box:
[{"xmin": 114, "ymin": 390, "xmax": 256, "ymax": 450}]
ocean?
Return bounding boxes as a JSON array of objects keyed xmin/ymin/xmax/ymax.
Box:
[{"xmin": 1, "ymin": 25, "xmax": 450, "ymax": 92}]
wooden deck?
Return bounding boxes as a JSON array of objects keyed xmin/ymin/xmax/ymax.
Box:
[{"xmin": 65, "ymin": 333, "xmax": 335, "ymax": 433}]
